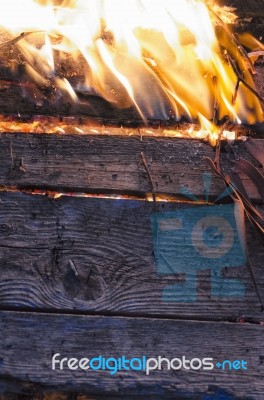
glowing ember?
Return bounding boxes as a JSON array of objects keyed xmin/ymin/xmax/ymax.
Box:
[{"xmin": 0, "ymin": 0, "xmax": 263, "ymax": 144}]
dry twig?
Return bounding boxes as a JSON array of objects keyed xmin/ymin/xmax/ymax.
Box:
[
  {"xmin": 0, "ymin": 31, "xmax": 45, "ymax": 49},
  {"xmin": 206, "ymin": 151, "xmax": 264, "ymax": 309},
  {"xmin": 140, "ymin": 152, "xmax": 157, "ymax": 210},
  {"xmin": 207, "ymin": 3, "xmax": 256, "ymax": 74},
  {"xmin": 226, "ymin": 54, "xmax": 264, "ymax": 105}
]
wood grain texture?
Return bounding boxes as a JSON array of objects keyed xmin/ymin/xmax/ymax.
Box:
[
  {"xmin": 0, "ymin": 191, "xmax": 263, "ymax": 321},
  {"xmin": 0, "ymin": 311, "xmax": 263, "ymax": 399},
  {"xmin": 0, "ymin": 133, "xmax": 263, "ymax": 201}
]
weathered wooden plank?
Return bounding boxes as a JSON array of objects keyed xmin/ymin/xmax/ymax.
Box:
[
  {"xmin": 0, "ymin": 311, "xmax": 263, "ymax": 398},
  {"xmin": 0, "ymin": 191, "xmax": 263, "ymax": 320},
  {"xmin": 0, "ymin": 133, "xmax": 263, "ymax": 201}
]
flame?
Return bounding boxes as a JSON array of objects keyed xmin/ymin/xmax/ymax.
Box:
[{"xmin": 0, "ymin": 0, "xmax": 263, "ymax": 144}]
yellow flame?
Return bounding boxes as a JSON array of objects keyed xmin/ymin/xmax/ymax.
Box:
[{"xmin": 0, "ymin": 0, "xmax": 262, "ymax": 143}]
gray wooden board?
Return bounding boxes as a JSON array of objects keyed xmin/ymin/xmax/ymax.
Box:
[
  {"xmin": 0, "ymin": 133, "xmax": 263, "ymax": 201},
  {"xmin": 0, "ymin": 191, "xmax": 263, "ymax": 321},
  {"xmin": 0, "ymin": 311, "xmax": 263, "ymax": 399}
]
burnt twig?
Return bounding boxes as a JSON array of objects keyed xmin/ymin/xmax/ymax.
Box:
[
  {"xmin": 232, "ymin": 79, "xmax": 241, "ymax": 106},
  {"xmin": 206, "ymin": 3, "xmax": 256, "ymax": 74},
  {"xmin": 140, "ymin": 151, "xmax": 157, "ymax": 210},
  {"xmin": 0, "ymin": 31, "xmax": 45, "ymax": 49},
  {"xmin": 213, "ymin": 76, "xmax": 219, "ymax": 125},
  {"xmin": 214, "ymin": 118, "xmax": 230, "ymax": 171},
  {"xmin": 227, "ymin": 55, "xmax": 264, "ymax": 105},
  {"xmin": 206, "ymin": 155, "xmax": 264, "ymax": 308}
]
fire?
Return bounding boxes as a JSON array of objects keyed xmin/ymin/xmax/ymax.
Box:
[{"xmin": 0, "ymin": 0, "xmax": 263, "ymax": 144}]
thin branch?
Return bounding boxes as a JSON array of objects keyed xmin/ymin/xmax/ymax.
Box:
[
  {"xmin": 214, "ymin": 119, "xmax": 230, "ymax": 171},
  {"xmin": 232, "ymin": 79, "xmax": 241, "ymax": 106},
  {"xmin": 213, "ymin": 76, "xmax": 219, "ymax": 125},
  {"xmin": 206, "ymin": 2, "xmax": 256, "ymax": 74},
  {"xmin": 140, "ymin": 151, "xmax": 157, "ymax": 210},
  {"xmin": 0, "ymin": 31, "xmax": 45, "ymax": 49},
  {"xmin": 205, "ymin": 155, "xmax": 264, "ymax": 308},
  {"xmin": 227, "ymin": 54, "xmax": 264, "ymax": 104}
]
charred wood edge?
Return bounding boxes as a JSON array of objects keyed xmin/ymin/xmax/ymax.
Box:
[
  {"xmin": 0, "ymin": 24, "xmax": 263, "ymax": 125},
  {"xmin": 1, "ymin": 75, "xmax": 263, "ymax": 129},
  {"xmin": 0, "ymin": 27, "xmax": 262, "ymax": 125},
  {"xmin": 0, "ymin": 51, "xmax": 262, "ymax": 122},
  {"xmin": 0, "ymin": 66, "xmax": 262, "ymax": 128}
]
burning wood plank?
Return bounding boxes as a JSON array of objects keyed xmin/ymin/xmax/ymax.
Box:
[{"xmin": 0, "ymin": 0, "xmax": 262, "ymax": 145}]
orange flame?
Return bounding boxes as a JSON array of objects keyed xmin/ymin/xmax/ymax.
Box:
[{"xmin": 0, "ymin": 0, "xmax": 263, "ymax": 144}]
